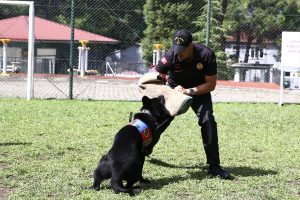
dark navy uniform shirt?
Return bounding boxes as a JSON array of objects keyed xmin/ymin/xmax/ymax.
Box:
[{"xmin": 155, "ymin": 44, "xmax": 217, "ymax": 89}]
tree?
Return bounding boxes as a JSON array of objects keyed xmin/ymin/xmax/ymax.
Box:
[
  {"xmin": 223, "ymin": 0, "xmax": 287, "ymax": 63},
  {"xmin": 55, "ymin": 0, "xmax": 146, "ymax": 49},
  {"xmin": 193, "ymin": 0, "xmax": 234, "ymax": 80},
  {"xmin": 142, "ymin": 0, "xmax": 203, "ymax": 65},
  {"xmin": 282, "ymin": 0, "xmax": 300, "ymax": 31},
  {"xmin": 0, "ymin": 3, "xmax": 28, "ymax": 19},
  {"xmin": 81, "ymin": 0, "xmax": 146, "ymax": 47}
]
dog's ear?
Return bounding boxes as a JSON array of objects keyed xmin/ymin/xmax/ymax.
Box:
[
  {"xmin": 142, "ymin": 96, "xmax": 151, "ymax": 105},
  {"xmin": 158, "ymin": 95, "xmax": 165, "ymax": 105}
]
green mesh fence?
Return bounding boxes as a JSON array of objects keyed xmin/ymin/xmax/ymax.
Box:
[{"xmin": 0, "ymin": 0, "xmax": 299, "ymax": 103}]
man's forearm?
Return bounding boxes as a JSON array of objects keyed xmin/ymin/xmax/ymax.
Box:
[{"xmin": 191, "ymin": 82, "xmax": 216, "ymax": 95}]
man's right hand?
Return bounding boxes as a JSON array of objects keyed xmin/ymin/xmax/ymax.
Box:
[{"xmin": 157, "ymin": 73, "xmax": 167, "ymax": 84}]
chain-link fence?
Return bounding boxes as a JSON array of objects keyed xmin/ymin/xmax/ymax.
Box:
[{"xmin": 0, "ymin": 0, "xmax": 299, "ymax": 103}]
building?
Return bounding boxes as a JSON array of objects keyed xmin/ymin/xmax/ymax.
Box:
[
  {"xmin": 105, "ymin": 43, "xmax": 148, "ymax": 76},
  {"xmin": 0, "ymin": 15, "xmax": 119, "ymax": 74},
  {"xmin": 225, "ymin": 32, "xmax": 281, "ymax": 83}
]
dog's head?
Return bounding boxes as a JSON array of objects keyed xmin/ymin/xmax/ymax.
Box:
[{"xmin": 141, "ymin": 95, "xmax": 170, "ymax": 126}]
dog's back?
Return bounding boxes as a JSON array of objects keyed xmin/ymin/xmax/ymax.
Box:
[
  {"xmin": 91, "ymin": 125, "xmax": 143, "ymax": 195},
  {"xmin": 90, "ymin": 96, "xmax": 171, "ymax": 196}
]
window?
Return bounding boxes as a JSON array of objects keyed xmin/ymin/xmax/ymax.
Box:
[
  {"xmin": 231, "ymin": 45, "xmax": 238, "ymax": 53},
  {"xmin": 250, "ymin": 46, "xmax": 264, "ymax": 59},
  {"xmin": 231, "ymin": 45, "xmax": 237, "ymax": 53}
]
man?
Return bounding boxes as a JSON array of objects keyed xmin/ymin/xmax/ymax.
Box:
[{"xmin": 153, "ymin": 29, "xmax": 231, "ymax": 179}]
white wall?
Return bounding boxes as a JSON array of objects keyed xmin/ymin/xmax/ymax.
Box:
[{"xmin": 225, "ymin": 43, "xmax": 279, "ymax": 65}]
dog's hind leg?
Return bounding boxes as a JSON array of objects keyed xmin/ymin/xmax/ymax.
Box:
[
  {"xmin": 90, "ymin": 156, "xmax": 112, "ymax": 191},
  {"xmin": 90, "ymin": 167, "xmax": 103, "ymax": 190}
]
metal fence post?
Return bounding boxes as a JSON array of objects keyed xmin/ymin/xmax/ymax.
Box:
[
  {"xmin": 205, "ymin": 0, "xmax": 212, "ymax": 46},
  {"xmin": 69, "ymin": 0, "xmax": 75, "ymax": 99}
]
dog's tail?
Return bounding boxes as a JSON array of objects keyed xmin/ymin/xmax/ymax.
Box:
[
  {"xmin": 129, "ymin": 112, "xmax": 134, "ymax": 122},
  {"xmin": 111, "ymin": 179, "xmax": 141, "ymax": 196}
]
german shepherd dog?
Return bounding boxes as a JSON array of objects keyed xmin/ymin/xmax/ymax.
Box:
[{"xmin": 90, "ymin": 96, "xmax": 172, "ymax": 196}]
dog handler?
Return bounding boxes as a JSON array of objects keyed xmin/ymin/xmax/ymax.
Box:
[{"xmin": 152, "ymin": 29, "xmax": 231, "ymax": 179}]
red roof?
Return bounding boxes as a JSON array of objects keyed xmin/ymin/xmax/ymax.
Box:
[
  {"xmin": 226, "ymin": 32, "xmax": 272, "ymax": 44},
  {"xmin": 0, "ymin": 15, "xmax": 119, "ymax": 44},
  {"xmin": 226, "ymin": 32, "xmax": 259, "ymax": 43}
]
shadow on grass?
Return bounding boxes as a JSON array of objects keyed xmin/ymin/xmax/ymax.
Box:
[
  {"xmin": 226, "ymin": 166, "xmax": 278, "ymax": 177},
  {"xmin": 143, "ymin": 165, "xmax": 278, "ymax": 190},
  {"xmin": 148, "ymin": 157, "xmax": 202, "ymax": 169},
  {"xmin": 148, "ymin": 158, "xmax": 278, "ymax": 178},
  {"xmin": 0, "ymin": 142, "xmax": 32, "ymax": 146},
  {"xmin": 142, "ymin": 157, "xmax": 206, "ymax": 190},
  {"xmin": 143, "ymin": 170, "xmax": 207, "ymax": 190}
]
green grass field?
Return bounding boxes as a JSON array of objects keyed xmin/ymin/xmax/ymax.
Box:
[{"xmin": 0, "ymin": 98, "xmax": 299, "ymax": 200}]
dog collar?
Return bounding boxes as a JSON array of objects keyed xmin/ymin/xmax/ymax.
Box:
[{"xmin": 129, "ymin": 119, "xmax": 153, "ymax": 147}]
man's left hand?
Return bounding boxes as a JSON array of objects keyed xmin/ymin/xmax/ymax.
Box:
[{"xmin": 174, "ymin": 85, "xmax": 189, "ymax": 95}]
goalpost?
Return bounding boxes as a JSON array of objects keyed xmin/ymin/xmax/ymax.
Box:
[{"xmin": 0, "ymin": 1, "xmax": 35, "ymax": 100}]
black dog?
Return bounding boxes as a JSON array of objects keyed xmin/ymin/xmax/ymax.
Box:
[{"xmin": 90, "ymin": 96, "xmax": 171, "ymax": 196}]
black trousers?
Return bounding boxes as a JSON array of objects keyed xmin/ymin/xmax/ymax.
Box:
[
  {"xmin": 154, "ymin": 93, "xmax": 220, "ymax": 166},
  {"xmin": 191, "ymin": 93, "xmax": 220, "ymax": 167}
]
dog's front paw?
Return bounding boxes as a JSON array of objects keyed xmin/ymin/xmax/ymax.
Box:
[
  {"xmin": 89, "ymin": 185, "xmax": 100, "ymax": 191},
  {"xmin": 143, "ymin": 147, "xmax": 153, "ymax": 156}
]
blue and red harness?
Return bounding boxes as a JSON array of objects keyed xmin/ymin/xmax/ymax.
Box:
[{"xmin": 129, "ymin": 119, "xmax": 153, "ymax": 147}]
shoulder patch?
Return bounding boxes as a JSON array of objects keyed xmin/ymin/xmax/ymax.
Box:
[{"xmin": 161, "ymin": 57, "xmax": 168, "ymax": 65}]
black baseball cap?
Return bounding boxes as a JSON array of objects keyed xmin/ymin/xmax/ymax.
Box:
[{"xmin": 172, "ymin": 29, "xmax": 193, "ymax": 54}]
